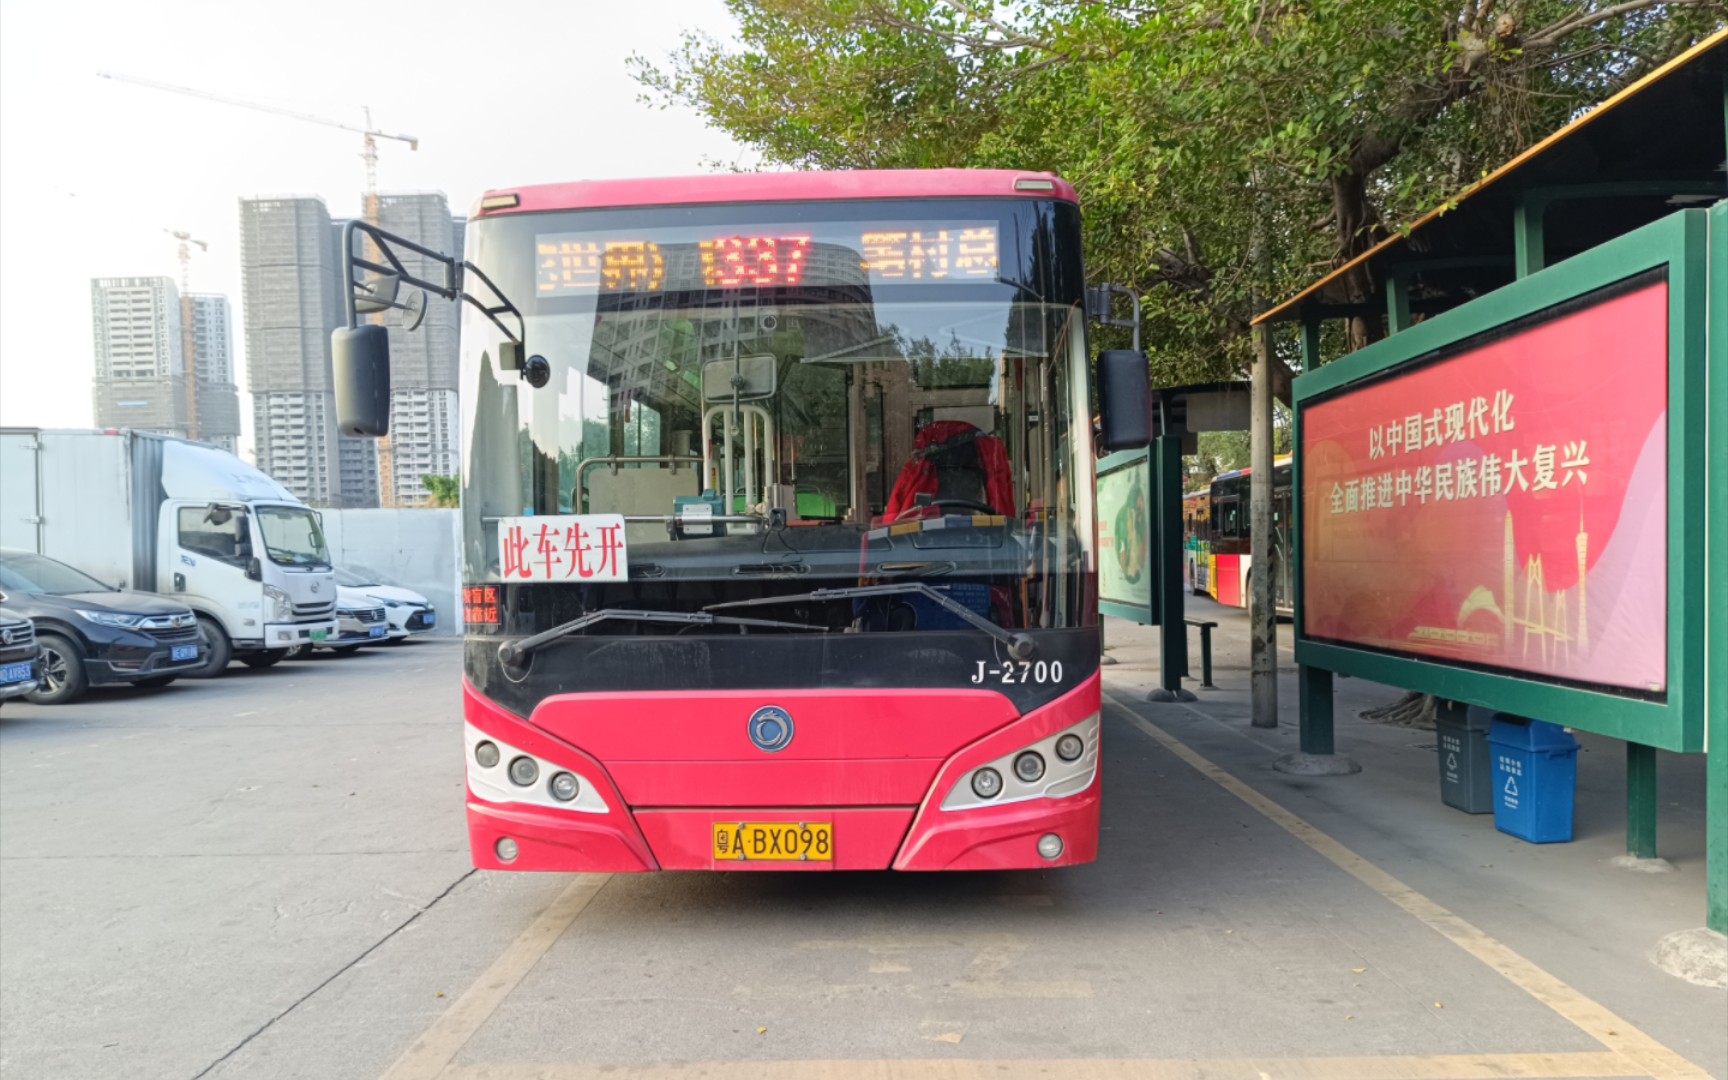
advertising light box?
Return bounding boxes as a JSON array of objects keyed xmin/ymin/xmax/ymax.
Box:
[
  {"xmin": 1096, "ymin": 449, "xmax": 1153, "ymax": 623},
  {"xmin": 1301, "ymin": 276, "xmax": 1668, "ymax": 697}
]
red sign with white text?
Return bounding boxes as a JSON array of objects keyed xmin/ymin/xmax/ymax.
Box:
[{"xmin": 1301, "ymin": 278, "xmax": 1668, "ymax": 695}]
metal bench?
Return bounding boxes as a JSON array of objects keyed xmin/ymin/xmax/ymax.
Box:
[{"xmin": 1184, "ymin": 617, "xmax": 1219, "ymax": 689}]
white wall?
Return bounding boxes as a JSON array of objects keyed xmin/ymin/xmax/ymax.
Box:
[{"xmin": 320, "ymin": 508, "xmax": 460, "ymax": 636}]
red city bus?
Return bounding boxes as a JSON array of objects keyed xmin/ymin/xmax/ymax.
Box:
[
  {"xmin": 1205, "ymin": 456, "xmax": 1294, "ymax": 614},
  {"xmin": 333, "ymin": 170, "xmax": 1149, "ymax": 872}
]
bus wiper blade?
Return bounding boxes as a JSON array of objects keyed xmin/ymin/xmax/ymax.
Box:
[
  {"xmin": 499, "ymin": 608, "xmax": 825, "ymax": 666},
  {"xmin": 706, "ymin": 584, "xmax": 1036, "ymax": 660}
]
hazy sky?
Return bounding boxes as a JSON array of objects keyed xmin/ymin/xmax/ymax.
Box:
[{"xmin": 0, "ymin": 0, "xmax": 752, "ymax": 457}]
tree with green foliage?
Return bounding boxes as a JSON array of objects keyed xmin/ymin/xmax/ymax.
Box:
[
  {"xmin": 635, "ymin": 1, "xmax": 1723, "ymax": 395},
  {"xmin": 421, "ymin": 475, "xmax": 460, "ymax": 508}
]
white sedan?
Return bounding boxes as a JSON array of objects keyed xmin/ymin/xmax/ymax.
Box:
[{"xmin": 333, "ymin": 567, "xmax": 437, "ymax": 642}]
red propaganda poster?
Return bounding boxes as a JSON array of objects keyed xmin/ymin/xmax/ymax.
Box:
[{"xmin": 1301, "ymin": 276, "xmax": 1668, "ymax": 695}]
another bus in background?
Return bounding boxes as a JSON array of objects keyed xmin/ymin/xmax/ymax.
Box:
[{"xmin": 1205, "ymin": 456, "xmax": 1293, "ymax": 615}]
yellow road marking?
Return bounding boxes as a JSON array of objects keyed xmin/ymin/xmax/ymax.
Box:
[
  {"xmin": 440, "ymin": 1050, "xmax": 1641, "ymax": 1079},
  {"xmin": 378, "ymin": 699, "xmax": 1707, "ymax": 1080},
  {"xmin": 380, "ymin": 874, "xmax": 611, "ymax": 1080},
  {"xmin": 1103, "ymin": 691, "xmax": 1709, "ymax": 1080}
]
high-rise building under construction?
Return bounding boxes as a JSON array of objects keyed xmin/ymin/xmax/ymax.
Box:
[
  {"xmin": 370, "ymin": 192, "xmax": 463, "ymax": 507},
  {"xmin": 90, "ymin": 278, "xmax": 241, "ymax": 453},
  {"xmin": 240, "ymin": 195, "xmax": 351, "ymax": 504},
  {"xmin": 241, "ymin": 192, "xmax": 462, "ymax": 506}
]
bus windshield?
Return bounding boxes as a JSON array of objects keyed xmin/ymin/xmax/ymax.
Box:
[{"xmin": 459, "ymin": 198, "xmax": 1095, "ymax": 633}]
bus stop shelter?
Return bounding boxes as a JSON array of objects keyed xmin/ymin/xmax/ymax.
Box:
[{"xmin": 1254, "ymin": 33, "xmax": 1728, "ymax": 941}]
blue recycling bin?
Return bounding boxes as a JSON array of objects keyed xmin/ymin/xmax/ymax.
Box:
[{"xmin": 1488, "ymin": 717, "xmax": 1579, "ymax": 843}]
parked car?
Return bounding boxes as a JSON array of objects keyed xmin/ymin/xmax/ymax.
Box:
[
  {"xmin": 333, "ymin": 567, "xmax": 436, "ymax": 642},
  {"xmin": 329, "ymin": 594, "xmax": 390, "ymax": 651},
  {"xmin": 0, "ymin": 607, "xmax": 43, "ymax": 704},
  {"xmin": 0, "ymin": 549, "xmax": 204, "ymax": 704},
  {"xmin": 284, "ymin": 591, "xmax": 388, "ymax": 658}
]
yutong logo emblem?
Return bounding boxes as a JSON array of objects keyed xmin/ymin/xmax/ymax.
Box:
[{"xmin": 748, "ymin": 706, "xmax": 795, "ymax": 753}]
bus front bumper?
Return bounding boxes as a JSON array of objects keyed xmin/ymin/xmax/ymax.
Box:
[{"xmin": 462, "ymin": 675, "xmax": 1102, "ymax": 873}]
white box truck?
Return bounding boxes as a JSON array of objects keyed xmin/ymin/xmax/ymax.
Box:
[{"xmin": 0, "ymin": 428, "xmax": 338, "ymax": 673}]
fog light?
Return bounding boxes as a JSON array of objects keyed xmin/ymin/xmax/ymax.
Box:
[
  {"xmin": 1037, "ymin": 833, "xmax": 1063, "ymax": 860},
  {"xmin": 508, "ymin": 756, "xmax": 538, "ymax": 787},
  {"xmin": 549, "ymin": 771, "xmax": 579, "ymax": 802},
  {"xmin": 474, "ymin": 741, "xmax": 500, "ymax": 768},
  {"xmin": 1055, "ymin": 733, "xmax": 1084, "ymax": 762},
  {"xmin": 971, "ymin": 767, "xmax": 1004, "ymax": 799},
  {"xmin": 495, "ymin": 837, "xmax": 519, "ymax": 862},
  {"xmin": 1014, "ymin": 751, "xmax": 1046, "ymax": 783}
]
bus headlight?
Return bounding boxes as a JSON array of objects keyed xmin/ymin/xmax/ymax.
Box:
[
  {"xmin": 464, "ymin": 722, "xmax": 608, "ymax": 814},
  {"xmin": 942, "ymin": 712, "xmax": 1099, "ymax": 812},
  {"xmin": 508, "ymin": 756, "xmax": 539, "ymax": 787},
  {"xmin": 971, "ymin": 768, "xmax": 1004, "ymax": 799},
  {"xmin": 548, "ymin": 772, "xmax": 580, "ymax": 802},
  {"xmin": 1055, "ymin": 733, "xmax": 1085, "ymax": 762}
]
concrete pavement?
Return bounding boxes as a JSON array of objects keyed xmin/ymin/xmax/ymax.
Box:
[{"xmin": 0, "ymin": 619, "xmax": 1722, "ymax": 1080}]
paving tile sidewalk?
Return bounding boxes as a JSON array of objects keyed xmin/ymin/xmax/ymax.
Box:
[{"xmin": 1100, "ymin": 601, "xmax": 1726, "ymax": 1078}]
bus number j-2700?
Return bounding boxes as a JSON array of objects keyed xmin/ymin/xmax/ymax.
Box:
[{"xmin": 971, "ymin": 660, "xmax": 1064, "ymax": 685}]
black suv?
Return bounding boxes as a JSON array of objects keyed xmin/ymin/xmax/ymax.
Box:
[
  {"xmin": 0, "ymin": 608, "xmax": 42, "ymax": 703},
  {"xmin": 0, "ymin": 550, "xmax": 205, "ymax": 705}
]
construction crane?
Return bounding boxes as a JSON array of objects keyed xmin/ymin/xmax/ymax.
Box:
[
  {"xmin": 166, "ymin": 229, "xmax": 209, "ymax": 441},
  {"xmin": 102, "ymin": 71, "xmax": 419, "ymax": 505},
  {"xmin": 97, "ymin": 71, "xmax": 418, "ymax": 213}
]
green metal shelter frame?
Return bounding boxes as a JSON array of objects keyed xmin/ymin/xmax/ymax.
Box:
[
  {"xmin": 1293, "ymin": 211, "xmax": 1709, "ymax": 751},
  {"xmin": 1256, "ymin": 32, "xmax": 1728, "ymax": 936}
]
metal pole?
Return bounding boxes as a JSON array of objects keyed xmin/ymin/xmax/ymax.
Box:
[
  {"xmin": 1249, "ymin": 322, "xmax": 1278, "ymax": 728},
  {"xmin": 1148, "ymin": 434, "xmax": 1195, "ymax": 703},
  {"xmin": 1627, "ymin": 743, "xmax": 1659, "ymax": 860}
]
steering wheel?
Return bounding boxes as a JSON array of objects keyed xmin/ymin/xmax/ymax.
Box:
[{"xmin": 895, "ymin": 497, "xmax": 994, "ymax": 521}]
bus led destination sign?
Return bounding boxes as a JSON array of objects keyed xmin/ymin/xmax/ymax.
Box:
[
  {"xmin": 1301, "ymin": 278, "xmax": 1669, "ymax": 695},
  {"xmin": 535, "ymin": 223, "xmax": 999, "ymax": 295}
]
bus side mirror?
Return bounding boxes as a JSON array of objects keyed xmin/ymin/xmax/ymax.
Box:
[
  {"xmin": 333, "ymin": 324, "xmax": 392, "ymax": 437},
  {"xmin": 1097, "ymin": 350, "xmax": 1152, "ymax": 450}
]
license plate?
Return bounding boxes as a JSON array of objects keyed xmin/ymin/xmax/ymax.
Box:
[
  {"xmin": 310, "ymin": 628, "xmax": 329, "ymax": 642},
  {"xmin": 713, "ymin": 822, "xmax": 833, "ymax": 862},
  {"xmin": 170, "ymin": 644, "xmax": 198, "ymax": 662},
  {"xmin": 422, "ymin": 613, "xmax": 436, "ymax": 627},
  {"xmin": 0, "ymin": 662, "xmax": 31, "ymax": 685},
  {"xmin": 369, "ymin": 626, "xmax": 386, "ymax": 638}
]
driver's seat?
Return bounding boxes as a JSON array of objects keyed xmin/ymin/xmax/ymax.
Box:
[{"xmin": 883, "ymin": 420, "xmax": 1015, "ymax": 520}]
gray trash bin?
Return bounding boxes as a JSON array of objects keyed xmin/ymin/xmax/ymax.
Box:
[{"xmin": 1436, "ymin": 703, "xmax": 1494, "ymax": 814}]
